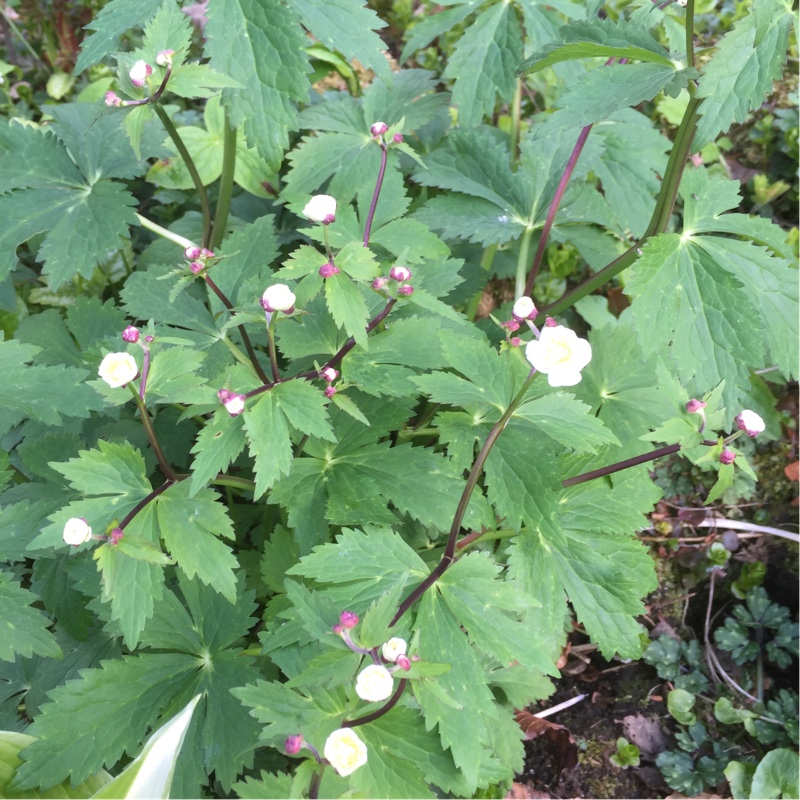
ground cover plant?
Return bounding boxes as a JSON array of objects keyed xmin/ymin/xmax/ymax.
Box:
[{"xmin": 0, "ymin": 0, "xmax": 797, "ymax": 796}]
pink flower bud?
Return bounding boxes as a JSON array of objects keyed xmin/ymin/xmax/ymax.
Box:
[
  {"xmin": 218, "ymin": 390, "xmax": 246, "ymax": 416},
  {"xmin": 735, "ymin": 410, "xmax": 765, "ymax": 438},
  {"xmin": 686, "ymin": 399, "xmax": 707, "ymax": 413},
  {"xmin": 261, "ymin": 284, "xmax": 296, "ymax": 313},
  {"xmin": 719, "ymin": 448, "xmax": 736, "ymax": 465},
  {"xmin": 398, "ymin": 285, "xmax": 414, "ymax": 296},
  {"xmin": 544, "ymin": 316, "xmax": 557, "ymax": 327},
  {"xmin": 104, "ymin": 91, "xmax": 122, "ymax": 107},
  {"xmin": 122, "ymin": 325, "xmax": 140, "ymax": 343},
  {"xmin": 144, "ymin": 335, "xmax": 154, "ymax": 343},
  {"xmin": 509, "ymin": 337, "xmax": 522, "ymax": 347},
  {"xmin": 372, "ymin": 277, "xmax": 388, "ymax": 291},
  {"xmin": 129, "ymin": 60, "xmax": 152, "ymax": 87},
  {"xmin": 502, "ymin": 319, "xmax": 520, "ymax": 332},
  {"xmin": 109, "ymin": 528, "xmax": 124, "ymax": 545},
  {"xmin": 370, "ymin": 121, "xmax": 389, "ymax": 137},
  {"xmin": 393, "ymin": 133, "xmax": 404, "ymax": 144},
  {"xmin": 324, "ymin": 386, "xmax": 337, "ymax": 399},
  {"xmin": 389, "ymin": 266, "xmax": 412, "ymax": 282},
  {"xmin": 155, "ymin": 49, "xmax": 175, "ymax": 67},
  {"xmin": 200, "ymin": 248, "xmax": 215, "ymax": 259},
  {"xmin": 320, "ymin": 367, "xmax": 339, "ymax": 382},
  {"xmin": 217, "ymin": 389, "xmax": 232, "ymax": 402},
  {"xmin": 340, "ymin": 611, "xmax": 358, "ymax": 629},
  {"xmin": 303, "ymin": 195, "xmax": 337, "ymax": 224},
  {"xmin": 332, "ymin": 623, "xmax": 344, "ymax": 634},
  {"xmin": 396, "ymin": 654, "xmax": 411, "ymax": 671},
  {"xmin": 285, "ymin": 735, "xmax": 304, "ymax": 755},
  {"xmin": 189, "ymin": 261, "xmax": 204, "ymax": 274},
  {"xmin": 319, "ymin": 262, "xmax": 340, "ymax": 278},
  {"xmin": 184, "ymin": 246, "xmax": 202, "ymax": 260}
]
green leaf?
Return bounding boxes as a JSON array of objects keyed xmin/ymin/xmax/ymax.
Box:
[
  {"xmin": 154, "ymin": 482, "xmax": 238, "ymax": 603},
  {"xmin": 325, "ymin": 275, "xmax": 370, "ymax": 347},
  {"xmin": 189, "ymin": 409, "xmax": 247, "ymax": 497},
  {"xmin": 443, "ymin": 2, "xmax": 523, "ymax": 127},
  {"xmin": 693, "ymin": 0, "xmax": 794, "ymax": 149},
  {"xmin": 10, "ymin": 653, "xmax": 196, "ymax": 791},
  {"xmin": 234, "ymin": 770, "xmax": 294, "ymax": 799},
  {"xmin": 359, "ymin": 578, "xmax": 409, "ymax": 649},
  {"xmin": 749, "ymin": 748, "xmax": 799, "ymax": 799},
  {"xmin": 74, "ymin": 0, "xmax": 163, "ymax": 73},
  {"xmin": 0, "ymin": 571, "xmax": 61, "ymax": 662},
  {"xmin": 625, "ymin": 233, "xmax": 765, "ymax": 411},
  {"xmin": 532, "ymin": 63, "xmax": 693, "ymax": 140},
  {"xmin": 400, "ymin": 1, "xmax": 481, "ymax": 62},
  {"xmin": 0, "ymin": 340, "xmax": 104, "ymax": 425},
  {"xmin": 243, "ymin": 391, "xmax": 293, "ymax": 498},
  {"xmin": 114, "ymin": 535, "xmax": 174, "ymax": 565},
  {"xmin": 273, "ymin": 380, "xmax": 336, "ymax": 442},
  {"xmin": 146, "ymin": 345, "xmax": 211, "ymax": 405},
  {"xmin": 285, "ymin": 0, "xmax": 388, "ymax": 80},
  {"xmin": 518, "ymin": 18, "xmax": 674, "ymax": 75},
  {"xmin": 205, "ymin": 0, "xmax": 310, "ymax": 168}
]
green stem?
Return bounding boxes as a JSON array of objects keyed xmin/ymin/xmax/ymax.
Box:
[
  {"xmin": 211, "ymin": 118, "xmax": 237, "ymax": 250},
  {"xmin": 464, "ymin": 245, "xmax": 497, "ymax": 321},
  {"xmin": 222, "ymin": 335, "xmax": 260, "ymax": 375},
  {"xmin": 136, "ymin": 213, "xmax": 195, "ymax": 250},
  {"xmin": 267, "ymin": 313, "xmax": 281, "ymax": 382},
  {"xmin": 211, "ymin": 474, "xmax": 256, "ymax": 492},
  {"xmin": 391, "ymin": 371, "xmax": 538, "ymax": 626},
  {"xmin": 685, "ymin": 0, "xmax": 695, "ymax": 69},
  {"xmin": 153, "ymin": 103, "xmax": 212, "ymax": 247},
  {"xmin": 515, "ymin": 226, "xmax": 535, "ymax": 299},
  {"xmin": 510, "ymin": 78, "xmax": 522, "ymax": 169},
  {"xmin": 2, "ymin": 9, "xmax": 42, "ymax": 63},
  {"xmin": 130, "ymin": 388, "xmax": 177, "ymax": 481}
]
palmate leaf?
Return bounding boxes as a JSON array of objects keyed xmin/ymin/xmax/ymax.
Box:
[
  {"xmin": 443, "ymin": 1, "xmax": 523, "ymax": 127},
  {"xmin": 518, "ymin": 17, "xmax": 674, "ymax": 75},
  {"xmin": 205, "ymin": 0, "xmax": 310, "ymax": 168},
  {"xmin": 693, "ymin": 0, "xmax": 794, "ymax": 150},
  {"xmin": 189, "ymin": 409, "xmax": 247, "ymax": 497},
  {"xmin": 0, "ymin": 571, "xmax": 61, "ymax": 662},
  {"xmin": 0, "ymin": 105, "xmax": 140, "ymax": 287}
]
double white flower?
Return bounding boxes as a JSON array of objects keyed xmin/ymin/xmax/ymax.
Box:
[
  {"xmin": 355, "ymin": 664, "xmax": 394, "ymax": 702},
  {"xmin": 63, "ymin": 518, "xmax": 92, "ymax": 546},
  {"xmin": 98, "ymin": 352, "xmax": 138, "ymax": 388},
  {"xmin": 525, "ymin": 325, "xmax": 591, "ymax": 387},
  {"xmin": 302, "ymin": 195, "xmax": 337, "ymax": 224},
  {"xmin": 324, "ymin": 728, "xmax": 368, "ymax": 777}
]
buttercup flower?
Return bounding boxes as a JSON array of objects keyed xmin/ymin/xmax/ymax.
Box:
[
  {"xmin": 735, "ymin": 410, "xmax": 765, "ymax": 438},
  {"xmin": 129, "ymin": 60, "xmax": 152, "ymax": 87},
  {"xmin": 63, "ymin": 518, "xmax": 92, "ymax": 546},
  {"xmin": 525, "ymin": 325, "xmax": 591, "ymax": 387},
  {"xmin": 355, "ymin": 664, "xmax": 394, "ymax": 702},
  {"xmin": 261, "ymin": 284, "xmax": 296, "ymax": 313},
  {"xmin": 99, "ymin": 352, "xmax": 138, "ymax": 388},
  {"xmin": 512, "ymin": 296, "xmax": 537, "ymax": 321},
  {"xmin": 303, "ymin": 195, "xmax": 337, "ymax": 224},
  {"xmin": 381, "ymin": 637, "xmax": 407, "ymax": 663},
  {"xmin": 324, "ymin": 728, "xmax": 368, "ymax": 777},
  {"xmin": 720, "ymin": 448, "xmax": 736, "ymax": 465}
]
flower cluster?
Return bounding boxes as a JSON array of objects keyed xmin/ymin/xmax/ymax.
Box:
[{"xmin": 184, "ymin": 245, "xmax": 215, "ymax": 275}]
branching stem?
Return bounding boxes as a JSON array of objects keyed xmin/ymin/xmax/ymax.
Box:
[
  {"xmin": 130, "ymin": 387, "xmax": 177, "ymax": 481},
  {"xmin": 363, "ymin": 142, "xmax": 388, "ymax": 246}
]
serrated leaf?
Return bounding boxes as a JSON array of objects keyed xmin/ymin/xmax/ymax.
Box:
[
  {"xmin": 532, "ymin": 63, "xmax": 693, "ymax": 140},
  {"xmin": 0, "ymin": 570, "xmax": 61, "ymax": 662},
  {"xmin": 114, "ymin": 535, "xmax": 174, "ymax": 565},
  {"xmin": 189, "ymin": 409, "xmax": 247, "ymax": 497},
  {"xmin": 359, "ymin": 577, "xmax": 409, "ymax": 649},
  {"xmin": 273, "ymin": 379, "xmax": 336, "ymax": 442},
  {"xmin": 518, "ymin": 18, "xmax": 673, "ymax": 75},
  {"xmin": 443, "ymin": 2, "xmax": 523, "ymax": 127},
  {"xmin": 243, "ymin": 390, "xmax": 293, "ymax": 498},
  {"xmin": 205, "ymin": 0, "xmax": 310, "ymax": 168},
  {"xmin": 400, "ymin": 1, "xmax": 481, "ymax": 62},
  {"xmin": 693, "ymin": 0, "xmax": 794, "ymax": 149},
  {"xmin": 154, "ymin": 482, "xmax": 238, "ymax": 602},
  {"xmin": 325, "ymin": 275, "xmax": 370, "ymax": 347}
]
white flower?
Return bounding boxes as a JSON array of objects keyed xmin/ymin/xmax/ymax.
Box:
[
  {"xmin": 381, "ymin": 637, "xmax": 407, "ymax": 663},
  {"xmin": 355, "ymin": 664, "xmax": 394, "ymax": 702},
  {"xmin": 736, "ymin": 410, "xmax": 765, "ymax": 438},
  {"xmin": 129, "ymin": 60, "xmax": 152, "ymax": 87},
  {"xmin": 63, "ymin": 518, "xmax": 92, "ymax": 546},
  {"xmin": 512, "ymin": 296, "xmax": 537, "ymax": 321},
  {"xmin": 223, "ymin": 394, "xmax": 246, "ymax": 416},
  {"xmin": 302, "ymin": 195, "xmax": 337, "ymax": 224},
  {"xmin": 525, "ymin": 325, "xmax": 591, "ymax": 387},
  {"xmin": 324, "ymin": 728, "xmax": 368, "ymax": 777},
  {"xmin": 98, "ymin": 352, "xmax": 138, "ymax": 388},
  {"xmin": 261, "ymin": 284, "xmax": 296, "ymax": 313}
]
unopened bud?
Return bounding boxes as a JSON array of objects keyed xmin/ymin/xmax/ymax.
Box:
[
  {"xmin": 735, "ymin": 410, "xmax": 765, "ymax": 438},
  {"xmin": 109, "ymin": 528, "xmax": 124, "ymax": 545},
  {"xmin": 200, "ymin": 248, "xmax": 215, "ymax": 259},
  {"xmin": 340, "ymin": 611, "xmax": 358, "ymax": 629},
  {"xmin": 393, "ymin": 133, "xmax": 404, "ymax": 144},
  {"xmin": 398, "ymin": 285, "xmax": 414, "ymax": 296},
  {"xmin": 389, "ymin": 266, "xmax": 412, "ymax": 282},
  {"xmin": 144, "ymin": 335, "xmax": 154, "ymax": 343},
  {"xmin": 324, "ymin": 386, "xmax": 337, "ymax": 399},
  {"xmin": 396, "ymin": 654, "xmax": 411, "ymax": 671},
  {"xmin": 686, "ymin": 399, "xmax": 707, "ymax": 413},
  {"xmin": 122, "ymin": 325, "xmax": 140, "ymax": 343},
  {"xmin": 320, "ymin": 367, "xmax": 339, "ymax": 383},
  {"xmin": 332, "ymin": 623, "xmax": 344, "ymax": 634},
  {"xmin": 261, "ymin": 284, "xmax": 296, "ymax": 313},
  {"xmin": 104, "ymin": 91, "xmax": 123, "ymax": 107},
  {"xmin": 503, "ymin": 319, "xmax": 520, "ymax": 332},
  {"xmin": 372, "ymin": 276, "xmax": 388, "ymax": 291},
  {"xmin": 512, "ymin": 296, "xmax": 537, "ymax": 321},
  {"xmin": 509, "ymin": 336, "xmax": 522, "ymax": 347},
  {"xmin": 370, "ymin": 121, "xmax": 389, "ymax": 137},
  {"xmin": 544, "ymin": 317, "xmax": 557, "ymax": 327},
  {"xmin": 218, "ymin": 390, "xmax": 246, "ymax": 416},
  {"xmin": 719, "ymin": 448, "xmax": 736, "ymax": 465},
  {"xmin": 319, "ymin": 262, "xmax": 340, "ymax": 278},
  {"xmin": 285, "ymin": 734, "xmax": 303, "ymax": 755},
  {"xmin": 129, "ymin": 60, "xmax": 152, "ymax": 88},
  {"xmin": 155, "ymin": 49, "xmax": 175, "ymax": 67},
  {"xmin": 189, "ymin": 261, "xmax": 204, "ymax": 274},
  {"xmin": 184, "ymin": 246, "xmax": 202, "ymax": 260}
]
